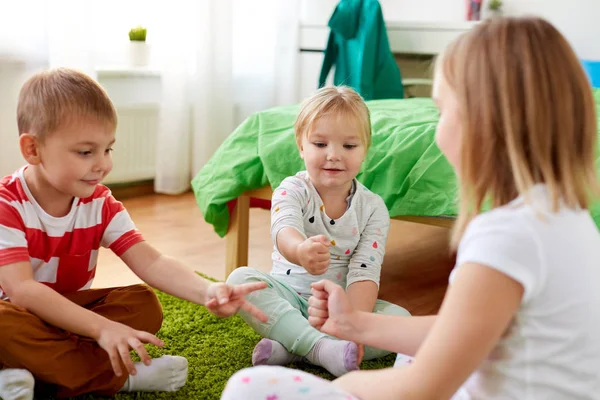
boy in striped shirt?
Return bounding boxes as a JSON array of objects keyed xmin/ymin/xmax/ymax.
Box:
[{"xmin": 0, "ymin": 68, "xmax": 267, "ymax": 400}]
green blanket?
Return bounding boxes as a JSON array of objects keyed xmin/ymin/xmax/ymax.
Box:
[{"xmin": 192, "ymin": 94, "xmax": 600, "ymax": 238}]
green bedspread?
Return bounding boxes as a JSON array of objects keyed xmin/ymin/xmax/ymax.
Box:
[{"xmin": 192, "ymin": 93, "xmax": 600, "ymax": 238}]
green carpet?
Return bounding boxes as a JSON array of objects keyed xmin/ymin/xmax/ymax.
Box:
[{"xmin": 77, "ymin": 288, "xmax": 394, "ymax": 400}]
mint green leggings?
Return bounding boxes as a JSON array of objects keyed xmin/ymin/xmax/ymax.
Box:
[{"xmin": 226, "ymin": 267, "xmax": 411, "ymax": 359}]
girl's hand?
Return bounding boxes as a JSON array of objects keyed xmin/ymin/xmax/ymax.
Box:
[
  {"xmin": 297, "ymin": 235, "xmax": 331, "ymax": 275},
  {"xmin": 205, "ymin": 281, "xmax": 268, "ymax": 322},
  {"xmin": 96, "ymin": 320, "xmax": 164, "ymax": 377},
  {"xmin": 308, "ymin": 279, "xmax": 359, "ymax": 341}
]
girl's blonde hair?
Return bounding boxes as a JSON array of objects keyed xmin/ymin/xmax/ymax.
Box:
[
  {"xmin": 294, "ymin": 86, "xmax": 371, "ymax": 149},
  {"xmin": 438, "ymin": 17, "xmax": 599, "ymax": 249}
]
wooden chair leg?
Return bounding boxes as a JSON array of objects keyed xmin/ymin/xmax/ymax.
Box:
[{"xmin": 225, "ymin": 195, "xmax": 250, "ymax": 277}]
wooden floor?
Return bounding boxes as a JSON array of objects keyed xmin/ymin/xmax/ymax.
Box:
[{"xmin": 93, "ymin": 192, "xmax": 455, "ymax": 316}]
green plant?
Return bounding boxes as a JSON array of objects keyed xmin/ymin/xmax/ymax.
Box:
[
  {"xmin": 128, "ymin": 26, "xmax": 147, "ymax": 41},
  {"xmin": 488, "ymin": 0, "xmax": 503, "ymax": 11}
]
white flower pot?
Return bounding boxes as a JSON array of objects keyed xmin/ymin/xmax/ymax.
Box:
[{"xmin": 128, "ymin": 41, "xmax": 150, "ymax": 67}]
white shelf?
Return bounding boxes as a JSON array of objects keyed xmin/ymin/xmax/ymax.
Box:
[
  {"xmin": 299, "ymin": 20, "xmax": 478, "ymax": 55},
  {"xmin": 96, "ymin": 66, "xmax": 161, "ymax": 79}
]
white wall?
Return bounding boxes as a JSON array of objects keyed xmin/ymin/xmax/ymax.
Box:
[{"xmin": 301, "ymin": 0, "xmax": 600, "ymax": 60}]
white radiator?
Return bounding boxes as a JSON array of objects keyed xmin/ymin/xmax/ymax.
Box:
[{"xmin": 103, "ymin": 105, "xmax": 159, "ymax": 185}]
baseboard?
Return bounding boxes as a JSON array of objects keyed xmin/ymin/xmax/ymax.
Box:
[{"xmin": 106, "ymin": 179, "xmax": 155, "ymax": 200}]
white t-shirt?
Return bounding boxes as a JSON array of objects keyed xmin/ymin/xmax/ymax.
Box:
[{"xmin": 451, "ymin": 185, "xmax": 600, "ymax": 399}]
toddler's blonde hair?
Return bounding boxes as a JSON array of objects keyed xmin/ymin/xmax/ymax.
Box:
[{"xmin": 294, "ymin": 86, "xmax": 371, "ymax": 149}]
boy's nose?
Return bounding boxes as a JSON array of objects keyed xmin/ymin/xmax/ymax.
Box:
[{"xmin": 94, "ymin": 154, "xmax": 112, "ymax": 172}]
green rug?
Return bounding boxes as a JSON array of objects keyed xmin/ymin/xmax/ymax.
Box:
[{"xmin": 77, "ymin": 289, "xmax": 394, "ymax": 400}]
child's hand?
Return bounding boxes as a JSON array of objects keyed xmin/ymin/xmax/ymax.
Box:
[
  {"xmin": 205, "ymin": 281, "xmax": 268, "ymax": 322},
  {"xmin": 297, "ymin": 235, "xmax": 331, "ymax": 275},
  {"xmin": 308, "ymin": 279, "xmax": 358, "ymax": 341},
  {"xmin": 96, "ymin": 320, "xmax": 164, "ymax": 377}
]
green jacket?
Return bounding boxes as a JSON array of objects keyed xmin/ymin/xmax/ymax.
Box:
[{"xmin": 318, "ymin": 0, "xmax": 404, "ymax": 100}]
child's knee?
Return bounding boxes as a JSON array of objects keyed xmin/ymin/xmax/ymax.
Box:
[
  {"xmin": 226, "ymin": 267, "xmax": 262, "ymax": 286},
  {"xmin": 115, "ymin": 285, "xmax": 163, "ymax": 333},
  {"xmin": 135, "ymin": 286, "xmax": 163, "ymax": 333}
]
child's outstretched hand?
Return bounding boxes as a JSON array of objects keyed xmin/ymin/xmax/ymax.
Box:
[
  {"xmin": 205, "ymin": 281, "xmax": 268, "ymax": 322},
  {"xmin": 297, "ymin": 235, "xmax": 331, "ymax": 275},
  {"xmin": 308, "ymin": 279, "xmax": 358, "ymax": 341},
  {"xmin": 96, "ymin": 320, "xmax": 164, "ymax": 377}
]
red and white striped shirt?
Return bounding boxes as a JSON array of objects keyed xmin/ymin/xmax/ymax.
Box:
[{"xmin": 0, "ymin": 166, "xmax": 144, "ymax": 300}]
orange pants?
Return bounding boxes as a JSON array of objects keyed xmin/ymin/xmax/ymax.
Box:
[{"xmin": 0, "ymin": 284, "xmax": 163, "ymax": 398}]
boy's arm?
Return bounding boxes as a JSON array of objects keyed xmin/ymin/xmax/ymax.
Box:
[
  {"xmin": 119, "ymin": 242, "xmax": 268, "ymax": 321},
  {"xmin": 0, "ymin": 261, "xmax": 113, "ymax": 339},
  {"xmin": 119, "ymin": 241, "xmax": 209, "ymax": 304}
]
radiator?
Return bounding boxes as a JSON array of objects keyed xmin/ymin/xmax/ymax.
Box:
[{"xmin": 103, "ymin": 105, "xmax": 159, "ymax": 185}]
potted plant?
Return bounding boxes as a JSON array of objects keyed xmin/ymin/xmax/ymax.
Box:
[
  {"xmin": 486, "ymin": 0, "xmax": 503, "ymax": 18},
  {"xmin": 128, "ymin": 26, "xmax": 149, "ymax": 67}
]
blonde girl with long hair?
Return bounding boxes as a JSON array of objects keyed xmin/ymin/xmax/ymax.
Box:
[{"xmin": 221, "ymin": 16, "xmax": 600, "ymax": 399}]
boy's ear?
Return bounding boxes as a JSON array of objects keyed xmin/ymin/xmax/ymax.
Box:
[{"xmin": 19, "ymin": 134, "xmax": 42, "ymax": 165}]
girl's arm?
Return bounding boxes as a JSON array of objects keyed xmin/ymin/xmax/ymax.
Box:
[{"xmin": 333, "ymin": 263, "xmax": 523, "ymax": 400}]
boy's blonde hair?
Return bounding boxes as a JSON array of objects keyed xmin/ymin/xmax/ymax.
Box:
[
  {"xmin": 438, "ymin": 17, "xmax": 599, "ymax": 249},
  {"xmin": 294, "ymin": 86, "xmax": 371, "ymax": 149},
  {"xmin": 17, "ymin": 68, "xmax": 117, "ymax": 140}
]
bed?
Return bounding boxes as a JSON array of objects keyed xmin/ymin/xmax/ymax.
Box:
[{"xmin": 192, "ymin": 92, "xmax": 600, "ymax": 276}]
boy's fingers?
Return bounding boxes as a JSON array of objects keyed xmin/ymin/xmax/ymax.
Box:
[
  {"xmin": 130, "ymin": 338, "xmax": 151, "ymax": 366},
  {"xmin": 119, "ymin": 344, "xmax": 136, "ymax": 375},
  {"xmin": 206, "ymin": 298, "xmax": 218, "ymax": 308},
  {"xmin": 214, "ymin": 284, "xmax": 231, "ymax": 305},
  {"xmin": 109, "ymin": 350, "xmax": 122, "ymax": 377},
  {"xmin": 232, "ymin": 281, "xmax": 268, "ymax": 296},
  {"xmin": 138, "ymin": 331, "xmax": 164, "ymax": 348},
  {"xmin": 240, "ymin": 301, "xmax": 268, "ymax": 323}
]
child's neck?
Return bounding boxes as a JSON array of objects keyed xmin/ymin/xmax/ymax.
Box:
[
  {"xmin": 313, "ymin": 180, "xmax": 353, "ymax": 220},
  {"xmin": 24, "ymin": 166, "xmax": 75, "ymax": 218}
]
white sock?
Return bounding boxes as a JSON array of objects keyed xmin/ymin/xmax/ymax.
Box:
[
  {"xmin": 304, "ymin": 338, "xmax": 359, "ymax": 377},
  {"xmin": 119, "ymin": 355, "xmax": 188, "ymax": 393},
  {"xmin": 0, "ymin": 369, "xmax": 34, "ymax": 400}
]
